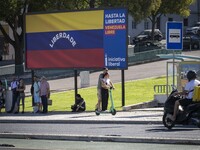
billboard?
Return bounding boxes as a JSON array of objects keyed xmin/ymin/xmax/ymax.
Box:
[{"xmin": 25, "ymin": 8, "xmax": 127, "ymax": 69}]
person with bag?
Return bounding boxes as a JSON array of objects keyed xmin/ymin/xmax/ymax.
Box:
[
  {"xmin": 71, "ymin": 94, "xmax": 86, "ymax": 112},
  {"xmin": 40, "ymin": 76, "xmax": 50, "ymax": 114},
  {"xmin": 16, "ymin": 78, "xmax": 26, "ymax": 113}
]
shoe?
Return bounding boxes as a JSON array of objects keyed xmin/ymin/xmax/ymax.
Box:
[
  {"xmin": 21, "ymin": 111, "xmax": 24, "ymax": 114},
  {"xmin": 167, "ymin": 114, "xmax": 175, "ymax": 121},
  {"xmin": 14, "ymin": 112, "xmax": 19, "ymax": 114}
]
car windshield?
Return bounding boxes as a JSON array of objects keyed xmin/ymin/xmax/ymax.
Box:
[
  {"xmin": 139, "ymin": 31, "xmax": 151, "ymax": 35},
  {"xmin": 192, "ymin": 35, "xmax": 200, "ymax": 40}
]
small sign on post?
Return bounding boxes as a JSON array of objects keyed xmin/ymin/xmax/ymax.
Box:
[
  {"xmin": 166, "ymin": 21, "xmax": 183, "ymax": 50},
  {"xmin": 166, "ymin": 21, "xmax": 183, "ymax": 87}
]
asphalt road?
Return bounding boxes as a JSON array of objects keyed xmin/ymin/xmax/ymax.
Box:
[
  {"xmin": 1, "ymin": 123, "xmax": 200, "ymax": 142},
  {"xmin": 1, "ymin": 138, "xmax": 200, "ymax": 150},
  {"xmin": 0, "ymin": 139, "xmax": 199, "ymax": 150}
]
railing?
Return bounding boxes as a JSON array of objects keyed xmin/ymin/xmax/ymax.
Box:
[
  {"xmin": 154, "ymin": 84, "xmax": 173, "ymax": 94},
  {"xmin": 128, "ymin": 48, "xmax": 182, "ymax": 66}
]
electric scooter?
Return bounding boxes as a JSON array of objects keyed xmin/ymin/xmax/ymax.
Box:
[
  {"xmin": 95, "ymin": 89, "xmax": 116, "ymax": 116},
  {"xmin": 163, "ymin": 87, "xmax": 200, "ymax": 129}
]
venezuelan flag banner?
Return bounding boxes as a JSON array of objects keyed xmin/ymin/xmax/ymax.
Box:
[{"xmin": 25, "ymin": 8, "xmax": 127, "ymax": 69}]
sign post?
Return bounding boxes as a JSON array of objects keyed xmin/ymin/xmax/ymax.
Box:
[{"xmin": 166, "ymin": 21, "xmax": 183, "ymax": 86}]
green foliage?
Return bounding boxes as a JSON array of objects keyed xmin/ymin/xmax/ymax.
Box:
[
  {"xmin": 0, "ymin": 0, "xmax": 24, "ymax": 22},
  {"xmin": 23, "ymin": 76, "xmax": 166, "ymax": 112}
]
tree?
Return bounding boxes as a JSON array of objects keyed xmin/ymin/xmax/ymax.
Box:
[
  {"xmin": 0, "ymin": 0, "xmax": 27, "ymax": 75},
  {"xmin": 95, "ymin": 0, "xmax": 194, "ymax": 40},
  {"xmin": 0, "ymin": 0, "xmax": 82, "ymax": 75},
  {"xmin": 127, "ymin": 0, "xmax": 195, "ymax": 40},
  {"xmin": 0, "ymin": 0, "xmax": 100, "ymax": 75}
]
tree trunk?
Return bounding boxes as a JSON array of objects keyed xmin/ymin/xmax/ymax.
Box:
[
  {"xmin": 151, "ymin": 15, "xmax": 156, "ymax": 41},
  {"xmin": 89, "ymin": 0, "xmax": 95, "ymax": 8},
  {"xmin": 14, "ymin": 43, "xmax": 24, "ymax": 75},
  {"xmin": 13, "ymin": 15, "xmax": 24, "ymax": 75}
]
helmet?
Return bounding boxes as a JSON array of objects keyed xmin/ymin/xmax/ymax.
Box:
[{"xmin": 186, "ymin": 70, "xmax": 197, "ymax": 81}]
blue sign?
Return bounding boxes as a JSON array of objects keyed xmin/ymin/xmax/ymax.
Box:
[
  {"xmin": 104, "ymin": 8, "xmax": 128, "ymax": 69},
  {"xmin": 166, "ymin": 22, "xmax": 183, "ymax": 50}
]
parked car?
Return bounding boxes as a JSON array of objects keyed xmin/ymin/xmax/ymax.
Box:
[
  {"xmin": 133, "ymin": 29, "xmax": 163, "ymax": 44},
  {"xmin": 186, "ymin": 26, "xmax": 200, "ymax": 35},
  {"xmin": 134, "ymin": 41, "xmax": 163, "ymax": 53},
  {"xmin": 183, "ymin": 34, "xmax": 200, "ymax": 50},
  {"xmin": 185, "ymin": 22, "xmax": 200, "ymax": 35},
  {"xmin": 193, "ymin": 22, "xmax": 200, "ymax": 27}
]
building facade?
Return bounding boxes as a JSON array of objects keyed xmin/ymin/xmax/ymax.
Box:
[{"xmin": 128, "ymin": 0, "xmax": 200, "ymax": 42}]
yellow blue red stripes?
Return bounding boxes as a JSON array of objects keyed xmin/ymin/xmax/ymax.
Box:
[{"xmin": 26, "ymin": 10, "xmax": 104, "ymax": 33}]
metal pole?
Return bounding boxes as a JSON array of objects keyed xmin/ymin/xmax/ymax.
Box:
[
  {"xmin": 121, "ymin": 70, "xmax": 125, "ymax": 106},
  {"xmin": 166, "ymin": 62, "xmax": 169, "ymax": 96},
  {"xmin": 31, "ymin": 70, "xmax": 34, "ymax": 106},
  {"xmin": 172, "ymin": 50, "xmax": 175, "ymax": 87},
  {"xmin": 74, "ymin": 70, "xmax": 78, "ymax": 102}
]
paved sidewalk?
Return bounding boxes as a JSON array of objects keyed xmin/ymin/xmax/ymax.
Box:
[
  {"xmin": 2, "ymin": 108, "xmax": 200, "ymax": 145},
  {"xmin": 0, "ymin": 107, "xmax": 163, "ymax": 124}
]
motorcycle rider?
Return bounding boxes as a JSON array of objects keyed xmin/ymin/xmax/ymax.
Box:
[{"xmin": 170, "ymin": 70, "xmax": 200, "ymax": 121}]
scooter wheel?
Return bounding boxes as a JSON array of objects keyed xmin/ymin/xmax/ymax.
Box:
[
  {"xmin": 111, "ymin": 109, "xmax": 116, "ymax": 115},
  {"xmin": 162, "ymin": 113, "xmax": 175, "ymax": 129},
  {"xmin": 95, "ymin": 111, "xmax": 100, "ymax": 116}
]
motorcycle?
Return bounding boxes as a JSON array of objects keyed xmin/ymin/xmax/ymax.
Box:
[{"xmin": 163, "ymin": 87, "xmax": 200, "ymax": 129}]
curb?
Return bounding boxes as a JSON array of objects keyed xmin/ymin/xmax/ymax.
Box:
[
  {"xmin": 123, "ymin": 100, "xmax": 158, "ymax": 111},
  {"xmin": 0, "ymin": 119, "xmax": 162, "ymax": 124},
  {"xmin": 0, "ymin": 133, "xmax": 200, "ymax": 145}
]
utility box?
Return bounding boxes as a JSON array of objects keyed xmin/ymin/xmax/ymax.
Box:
[
  {"xmin": 80, "ymin": 71, "xmax": 90, "ymax": 88},
  {"xmin": 5, "ymin": 90, "xmax": 13, "ymax": 112}
]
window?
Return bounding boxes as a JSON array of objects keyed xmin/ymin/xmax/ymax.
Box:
[
  {"xmin": 168, "ymin": 18, "xmax": 173, "ymax": 21},
  {"xmin": 183, "ymin": 18, "xmax": 188, "ymax": 26},
  {"xmin": 132, "ymin": 21, "xmax": 137, "ymax": 29},
  {"xmin": 156, "ymin": 17, "xmax": 160, "ymax": 29},
  {"xmin": 144, "ymin": 21, "xmax": 149, "ymax": 29}
]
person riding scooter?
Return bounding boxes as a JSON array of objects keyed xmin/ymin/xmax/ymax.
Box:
[{"xmin": 170, "ymin": 70, "xmax": 200, "ymax": 121}]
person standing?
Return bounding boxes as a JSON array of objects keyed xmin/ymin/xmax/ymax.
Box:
[
  {"xmin": 16, "ymin": 78, "xmax": 26, "ymax": 113},
  {"xmin": 40, "ymin": 76, "xmax": 50, "ymax": 113},
  {"xmin": 33, "ymin": 76, "xmax": 41, "ymax": 113},
  {"xmin": 96, "ymin": 67, "xmax": 108, "ymax": 111},
  {"xmin": 101, "ymin": 72, "xmax": 115, "ymax": 111},
  {"xmin": 8, "ymin": 76, "xmax": 19, "ymax": 113}
]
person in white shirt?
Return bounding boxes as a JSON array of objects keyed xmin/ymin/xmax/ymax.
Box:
[
  {"xmin": 171, "ymin": 70, "xmax": 200, "ymax": 121},
  {"xmin": 8, "ymin": 76, "xmax": 19, "ymax": 113},
  {"xmin": 101, "ymin": 72, "xmax": 115, "ymax": 111}
]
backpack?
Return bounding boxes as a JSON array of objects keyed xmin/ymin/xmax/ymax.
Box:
[{"xmin": 193, "ymin": 86, "xmax": 200, "ymax": 102}]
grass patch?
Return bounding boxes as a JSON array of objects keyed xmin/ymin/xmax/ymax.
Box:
[
  {"xmin": 22, "ymin": 76, "xmax": 166, "ymax": 112},
  {"xmin": 2, "ymin": 77, "xmax": 166, "ymax": 112}
]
